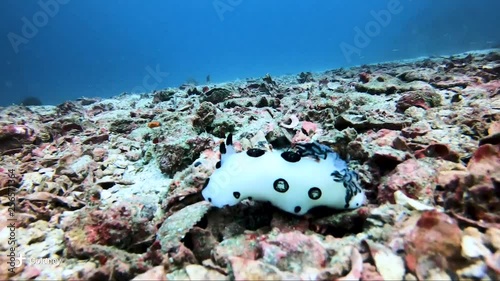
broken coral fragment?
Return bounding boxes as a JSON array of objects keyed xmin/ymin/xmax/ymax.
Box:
[
  {"xmin": 279, "ymin": 114, "xmax": 300, "ymax": 129},
  {"xmin": 405, "ymin": 210, "xmax": 462, "ymax": 280},
  {"xmin": 363, "ymin": 240, "xmax": 405, "ymax": 280},
  {"xmin": 467, "ymin": 144, "xmax": 500, "ymax": 176},
  {"xmin": 394, "ymin": 190, "xmax": 435, "ymax": 211},
  {"xmin": 157, "ymin": 201, "xmax": 211, "ymax": 253}
]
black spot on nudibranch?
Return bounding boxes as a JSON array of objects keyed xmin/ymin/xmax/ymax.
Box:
[
  {"xmin": 220, "ymin": 142, "xmax": 226, "ymax": 154},
  {"xmin": 216, "ymin": 161, "xmax": 221, "ymax": 169},
  {"xmin": 233, "ymin": 192, "xmax": 240, "ymax": 199},
  {"xmin": 294, "ymin": 206, "xmax": 301, "ymax": 213},
  {"xmin": 281, "ymin": 151, "xmax": 301, "ymax": 163},
  {"xmin": 308, "ymin": 187, "xmax": 322, "ymax": 200},
  {"xmin": 203, "ymin": 178, "xmax": 210, "ymax": 189},
  {"xmin": 226, "ymin": 133, "xmax": 233, "ymax": 145},
  {"xmin": 208, "ymin": 197, "xmax": 212, "ymax": 202},
  {"xmin": 246, "ymin": 148, "xmax": 266, "ymax": 157},
  {"xmin": 273, "ymin": 178, "xmax": 289, "ymax": 193}
]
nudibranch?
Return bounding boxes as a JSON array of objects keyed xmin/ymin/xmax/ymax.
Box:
[{"xmin": 201, "ymin": 134, "xmax": 365, "ymax": 215}]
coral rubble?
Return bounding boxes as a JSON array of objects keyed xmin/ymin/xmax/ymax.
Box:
[{"xmin": 1, "ymin": 49, "xmax": 499, "ymax": 280}]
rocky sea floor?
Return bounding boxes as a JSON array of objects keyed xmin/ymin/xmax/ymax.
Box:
[{"xmin": 1, "ymin": 49, "xmax": 500, "ymax": 280}]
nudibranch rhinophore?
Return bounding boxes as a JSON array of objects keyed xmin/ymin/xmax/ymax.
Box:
[{"xmin": 201, "ymin": 134, "xmax": 365, "ymax": 215}]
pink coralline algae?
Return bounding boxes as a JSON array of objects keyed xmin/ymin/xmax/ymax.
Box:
[
  {"xmin": 63, "ymin": 204, "xmax": 155, "ymax": 251},
  {"xmin": 396, "ymin": 90, "xmax": 442, "ymax": 112},
  {"xmin": 377, "ymin": 158, "xmax": 441, "ymax": 204},
  {"xmin": 301, "ymin": 120, "xmax": 319, "ymax": 135},
  {"xmin": 437, "ymin": 143, "xmax": 500, "ymax": 226},
  {"xmin": 259, "ymin": 231, "xmax": 328, "ymax": 271},
  {"xmin": 404, "ymin": 210, "xmax": 463, "ymax": 280},
  {"xmin": 414, "ymin": 143, "xmax": 460, "ymax": 162},
  {"xmin": 0, "ymin": 124, "xmax": 35, "ymax": 138},
  {"xmin": 0, "ymin": 124, "xmax": 38, "ymax": 154}
]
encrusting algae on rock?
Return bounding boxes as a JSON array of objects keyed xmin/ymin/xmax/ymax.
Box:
[{"xmin": 0, "ymin": 49, "xmax": 499, "ymax": 280}]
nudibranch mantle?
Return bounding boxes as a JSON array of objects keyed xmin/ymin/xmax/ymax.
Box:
[{"xmin": 201, "ymin": 134, "xmax": 365, "ymax": 215}]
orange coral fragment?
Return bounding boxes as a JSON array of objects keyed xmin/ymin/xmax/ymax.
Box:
[{"xmin": 148, "ymin": 121, "xmax": 161, "ymax": 128}]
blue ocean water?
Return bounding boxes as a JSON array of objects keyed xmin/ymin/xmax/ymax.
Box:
[{"xmin": 0, "ymin": 0, "xmax": 499, "ymax": 106}]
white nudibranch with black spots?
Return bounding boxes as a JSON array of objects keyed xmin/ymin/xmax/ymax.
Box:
[{"xmin": 201, "ymin": 134, "xmax": 366, "ymax": 215}]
